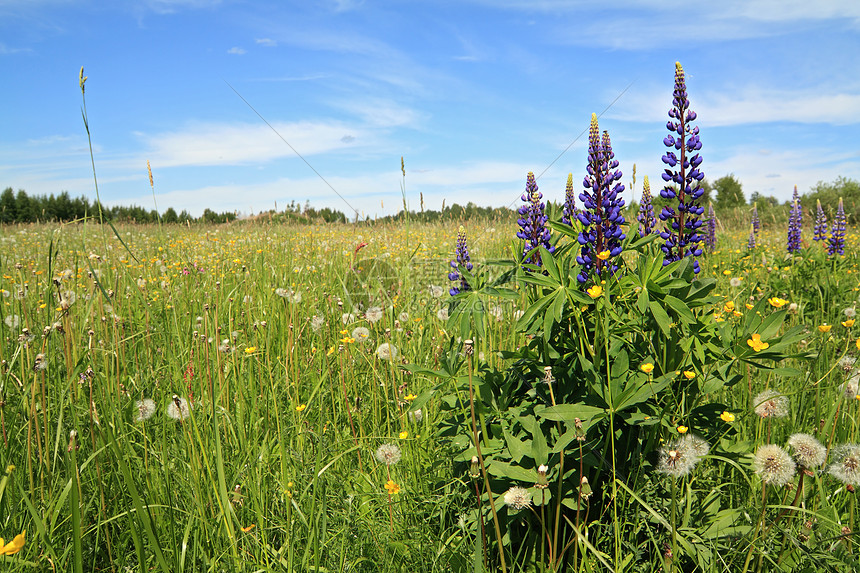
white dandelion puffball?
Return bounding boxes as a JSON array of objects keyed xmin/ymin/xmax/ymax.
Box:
[
  {"xmin": 167, "ymin": 396, "xmax": 192, "ymax": 421},
  {"xmin": 376, "ymin": 343, "xmax": 398, "ymax": 361}
]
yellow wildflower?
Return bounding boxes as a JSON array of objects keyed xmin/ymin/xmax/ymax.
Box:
[
  {"xmin": 720, "ymin": 411, "xmax": 735, "ymax": 423},
  {"xmin": 677, "ymin": 425, "xmax": 688, "ymax": 434},
  {"xmin": 818, "ymin": 324, "xmax": 832, "ymax": 333},
  {"xmin": 244, "ymin": 346, "xmax": 257, "ymax": 354},
  {"xmin": 682, "ymin": 371, "xmax": 696, "ymax": 380},
  {"xmin": 640, "ymin": 363, "xmax": 654, "ymax": 374},
  {"xmin": 0, "ymin": 531, "xmax": 25, "ymax": 555},
  {"xmin": 747, "ymin": 333, "xmax": 769, "ymax": 352},
  {"xmin": 843, "ymin": 319, "xmax": 855, "ymax": 328},
  {"xmin": 723, "ymin": 301, "xmax": 735, "ymax": 313},
  {"xmin": 399, "ymin": 431, "xmax": 408, "ymax": 440},
  {"xmin": 768, "ymin": 297, "xmax": 788, "ymax": 308},
  {"xmin": 586, "ymin": 285, "xmax": 603, "ymax": 299},
  {"xmin": 295, "ymin": 404, "xmax": 307, "ymax": 412},
  {"xmin": 384, "ymin": 479, "xmax": 401, "ymax": 495},
  {"xmin": 596, "ymin": 250, "xmax": 611, "ymax": 261},
  {"xmin": 403, "ymin": 393, "xmax": 417, "ymax": 401}
]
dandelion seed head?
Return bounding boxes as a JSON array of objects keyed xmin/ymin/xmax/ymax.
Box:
[
  {"xmin": 503, "ymin": 486, "xmax": 532, "ymax": 510},
  {"xmin": 351, "ymin": 326, "xmax": 371, "ymax": 343},
  {"xmin": 365, "ymin": 307, "xmax": 383, "ymax": 324},
  {"xmin": 135, "ymin": 398, "xmax": 156, "ymax": 422},
  {"xmin": 374, "ymin": 443, "xmax": 402, "ymax": 466},
  {"xmin": 375, "ymin": 343, "xmax": 398, "ymax": 361},
  {"xmin": 753, "ymin": 444, "xmax": 796, "ymax": 486},
  {"xmin": 753, "ymin": 389, "xmax": 789, "ymax": 419},
  {"xmin": 167, "ymin": 396, "xmax": 191, "ymax": 421},
  {"xmin": 829, "ymin": 444, "xmax": 860, "ymax": 486},
  {"xmin": 788, "ymin": 433, "xmax": 827, "ymax": 469}
]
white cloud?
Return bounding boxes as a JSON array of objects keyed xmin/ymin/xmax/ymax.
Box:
[
  {"xmin": 227, "ymin": 47, "xmax": 246, "ymax": 55},
  {"xmin": 137, "ymin": 120, "xmax": 371, "ymax": 168},
  {"xmin": 255, "ymin": 38, "xmax": 277, "ymax": 47},
  {"xmin": 610, "ymin": 87, "xmax": 860, "ymax": 127}
]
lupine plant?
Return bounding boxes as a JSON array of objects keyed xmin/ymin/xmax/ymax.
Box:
[
  {"xmin": 705, "ymin": 203, "xmax": 717, "ymax": 252},
  {"xmin": 828, "ymin": 197, "xmax": 846, "ymax": 256},
  {"xmin": 637, "ymin": 174, "xmax": 657, "ymax": 237},
  {"xmin": 561, "ymin": 173, "xmax": 577, "ymax": 227},
  {"xmin": 575, "ymin": 114, "xmax": 626, "ymax": 284},
  {"xmin": 448, "ymin": 225, "xmax": 473, "ymax": 296},
  {"xmin": 658, "ymin": 62, "xmax": 705, "ymax": 273},
  {"xmin": 751, "ymin": 203, "xmax": 760, "ymax": 240},
  {"xmin": 814, "ymin": 198, "xmax": 829, "ymax": 243},
  {"xmin": 747, "ymin": 224, "xmax": 757, "ymax": 250},
  {"xmin": 517, "ymin": 172, "xmax": 554, "ymax": 269},
  {"xmin": 787, "ymin": 197, "xmax": 802, "ymax": 253}
]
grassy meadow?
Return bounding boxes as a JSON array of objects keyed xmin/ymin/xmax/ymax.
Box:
[{"xmin": 0, "ymin": 215, "xmax": 860, "ymax": 572}]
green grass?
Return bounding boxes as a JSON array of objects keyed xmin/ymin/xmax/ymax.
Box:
[{"xmin": 0, "ymin": 219, "xmax": 858, "ymax": 571}]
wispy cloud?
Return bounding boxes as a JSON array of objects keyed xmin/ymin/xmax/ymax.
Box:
[
  {"xmin": 255, "ymin": 37, "xmax": 276, "ymax": 47},
  {"xmin": 610, "ymin": 86, "xmax": 860, "ymax": 127},
  {"xmin": 137, "ymin": 120, "xmax": 371, "ymax": 168},
  {"xmin": 141, "ymin": 0, "xmax": 222, "ymax": 15},
  {"xmin": 227, "ymin": 46, "xmax": 246, "ymax": 55}
]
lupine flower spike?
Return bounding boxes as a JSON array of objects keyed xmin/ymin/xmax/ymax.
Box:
[
  {"xmin": 576, "ymin": 114, "xmax": 626, "ymax": 283},
  {"xmin": 561, "ymin": 173, "xmax": 578, "ymax": 226},
  {"xmin": 747, "ymin": 224, "xmax": 756, "ymax": 250},
  {"xmin": 517, "ymin": 172, "xmax": 554, "ymax": 269},
  {"xmin": 828, "ymin": 197, "xmax": 846, "ymax": 256},
  {"xmin": 787, "ymin": 196, "xmax": 802, "ymax": 253},
  {"xmin": 813, "ymin": 199, "xmax": 828, "ymax": 243},
  {"xmin": 751, "ymin": 203, "xmax": 760, "ymax": 239},
  {"xmin": 448, "ymin": 226, "xmax": 473, "ymax": 296},
  {"xmin": 637, "ymin": 175, "xmax": 657, "ymax": 237},
  {"xmin": 658, "ymin": 62, "xmax": 705, "ymax": 273},
  {"xmin": 705, "ymin": 204, "xmax": 717, "ymax": 252}
]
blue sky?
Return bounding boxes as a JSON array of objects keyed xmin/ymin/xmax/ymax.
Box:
[{"xmin": 2, "ymin": 0, "xmax": 859, "ymax": 219}]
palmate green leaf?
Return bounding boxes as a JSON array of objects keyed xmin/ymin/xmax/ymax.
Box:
[
  {"xmin": 662, "ymin": 294, "xmax": 695, "ymax": 324},
  {"xmin": 516, "ymin": 294, "xmax": 554, "ymax": 334},
  {"xmin": 611, "ymin": 374, "xmax": 672, "ymax": 414},
  {"xmin": 649, "ymin": 300, "xmax": 672, "ymax": 336},
  {"xmin": 485, "ymin": 460, "xmax": 539, "ymax": 483},
  {"xmin": 534, "ymin": 404, "xmax": 605, "ymax": 428},
  {"xmin": 503, "ymin": 426, "xmax": 531, "ymax": 464}
]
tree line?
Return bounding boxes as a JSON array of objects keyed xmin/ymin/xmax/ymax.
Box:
[{"xmin": 0, "ymin": 188, "xmax": 239, "ymax": 224}]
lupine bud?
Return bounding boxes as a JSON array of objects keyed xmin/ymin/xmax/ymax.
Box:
[{"xmin": 637, "ymin": 175, "xmax": 657, "ymax": 237}]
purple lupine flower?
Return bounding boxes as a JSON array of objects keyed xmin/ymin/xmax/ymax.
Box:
[
  {"xmin": 705, "ymin": 204, "xmax": 717, "ymax": 252},
  {"xmin": 658, "ymin": 62, "xmax": 705, "ymax": 274},
  {"xmin": 792, "ymin": 185, "xmax": 803, "ymax": 229},
  {"xmin": 787, "ymin": 197, "xmax": 802, "ymax": 253},
  {"xmin": 752, "ymin": 203, "xmax": 760, "ymax": 239},
  {"xmin": 575, "ymin": 114, "xmax": 626, "ymax": 284},
  {"xmin": 637, "ymin": 175, "xmax": 657, "ymax": 237},
  {"xmin": 813, "ymin": 199, "xmax": 828, "ymax": 243},
  {"xmin": 448, "ymin": 225, "xmax": 473, "ymax": 296},
  {"xmin": 517, "ymin": 172, "xmax": 554, "ymax": 269},
  {"xmin": 562, "ymin": 173, "xmax": 578, "ymax": 226},
  {"xmin": 747, "ymin": 225, "xmax": 756, "ymax": 250},
  {"xmin": 828, "ymin": 197, "xmax": 846, "ymax": 256}
]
